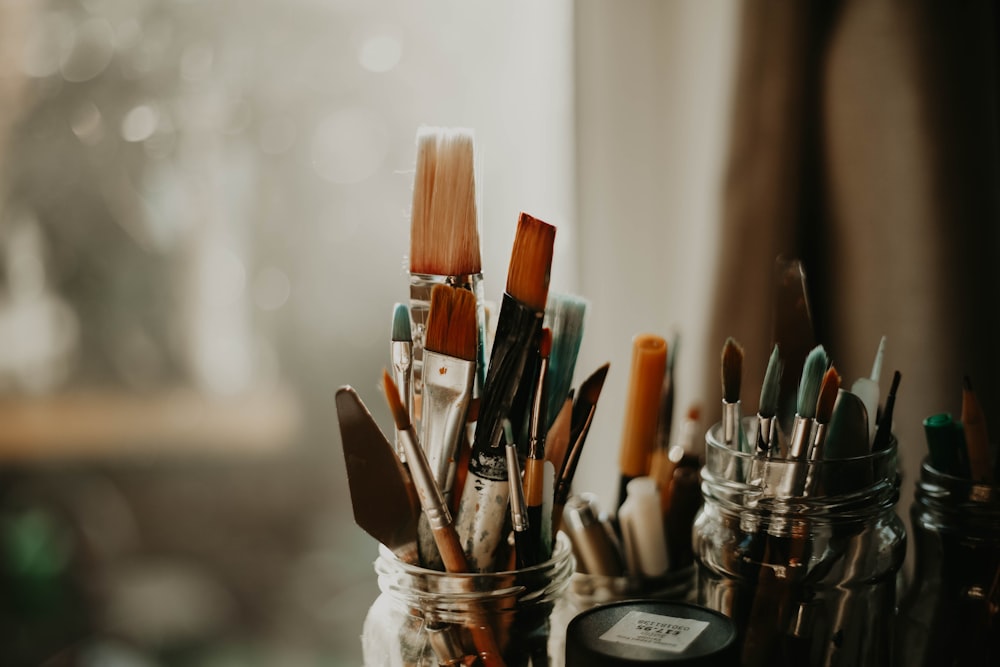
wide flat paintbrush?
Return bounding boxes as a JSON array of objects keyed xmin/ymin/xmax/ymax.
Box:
[
  {"xmin": 455, "ymin": 212, "xmax": 555, "ymax": 572},
  {"xmin": 552, "ymin": 362, "xmax": 610, "ymax": 533},
  {"xmin": 382, "ymin": 371, "xmax": 506, "ymax": 667},
  {"xmin": 543, "ymin": 293, "xmax": 587, "ymax": 433},
  {"xmin": 421, "ymin": 284, "xmax": 478, "ymax": 495},
  {"xmin": 390, "ymin": 303, "xmax": 412, "ymax": 461},
  {"xmin": 408, "ymin": 127, "xmax": 486, "ymax": 421},
  {"xmin": 615, "ymin": 334, "xmax": 667, "ymax": 511},
  {"xmin": 336, "ymin": 386, "xmax": 420, "ymax": 565}
]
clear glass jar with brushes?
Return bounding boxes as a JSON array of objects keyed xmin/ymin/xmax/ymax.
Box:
[
  {"xmin": 693, "ymin": 418, "xmax": 905, "ymax": 667},
  {"xmin": 363, "ymin": 532, "xmax": 576, "ymax": 667},
  {"xmin": 894, "ymin": 458, "xmax": 1000, "ymax": 666}
]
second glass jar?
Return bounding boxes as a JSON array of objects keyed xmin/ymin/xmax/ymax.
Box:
[{"xmin": 693, "ymin": 419, "xmax": 906, "ymax": 667}]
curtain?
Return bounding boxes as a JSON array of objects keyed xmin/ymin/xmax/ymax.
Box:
[{"xmin": 705, "ymin": 0, "xmax": 1000, "ymax": 507}]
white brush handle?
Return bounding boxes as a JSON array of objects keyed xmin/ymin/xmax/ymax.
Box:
[{"xmin": 618, "ymin": 477, "xmax": 669, "ymax": 579}]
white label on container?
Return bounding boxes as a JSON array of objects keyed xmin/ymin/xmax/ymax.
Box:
[{"xmin": 599, "ymin": 610, "xmax": 709, "ymax": 653}]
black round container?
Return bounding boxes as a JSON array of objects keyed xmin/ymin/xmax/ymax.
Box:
[{"xmin": 565, "ymin": 599, "xmax": 738, "ymax": 666}]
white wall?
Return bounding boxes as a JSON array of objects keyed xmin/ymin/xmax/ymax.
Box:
[{"xmin": 572, "ymin": 0, "xmax": 740, "ymax": 510}]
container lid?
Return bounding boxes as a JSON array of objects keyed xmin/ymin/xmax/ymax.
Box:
[{"xmin": 565, "ymin": 600, "xmax": 738, "ymax": 666}]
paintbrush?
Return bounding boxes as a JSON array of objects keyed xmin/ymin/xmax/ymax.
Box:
[
  {"xmin": 455, "ymin": 212, "xmax": 555, "ymax": 572},
  {"xmin": 336, "ymin": 386, "xmax": 420, "ymax": 565},
  {"xmin": 778, "ymin": 344, "xmax": 827, "ymax": 497},
  {"xmin": 553, "ymin": 363, "xmax": 610, "ymax": 533},
  {"xmin": 756, "ymin": 344, "xmax": 783, "ymax": 455},
  {"xmin": 383, "ymin": 370, "xmax": 465, "ymax": 571},
  {"xmin": 523, "ymin": 328, "xmax": 551, "ymax": 564},
  {"xmin": 421, "ymin": 284, "xmax": 478, "ymax": 495},
  {"xmin": 721, "ymin": 337, "xmax": 748, "ymax": 453},
  {"xmin": 772, "ymin": 257, "xmax": 817, "ymax": 432},
  {"xmin": 390, "ymin": 304, "xmax": 413, "ymax": 460},
  {"xmin": 851, "ymin": 336, "xmax": 885, "ymax": 446},
  {"xmin": 871, "ymin": 370, "xmax": 901, "ymax": 453},
  {"xmin": 383, "ymin": 371, "xmax": 508, "ymax": 667},
  {"xmin": 408, "ymin": 127, "xmax": 487, "ymax": 422},
  {"xmin": 962, "ymin": 376, "xmax": 994, "ymax": 483},
  {"xmin": 802, "ymin": 366, "xmax": 840, "ymax": 496},
  {"xmin": 543, "ymin": 293, "xmax": 587, "ymax": 433},
  {"xmin": 616, "ymin": 334, "xmax": 668, "ymax": 511},
  {"xmin": 809, "ymin": 366, "xmax": 841, "ymax": 461},
  {"xmin": 502, "ymin": 422, "xmax": 532, "ymax": 570}
]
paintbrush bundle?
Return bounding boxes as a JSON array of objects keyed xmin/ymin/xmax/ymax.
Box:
[
  {"xmin": 340, "ymin": 126, "xmax": 610, "ymax": 666},
  {"xmin": 896, "ymin": 375, "xmax": 1000, "ymax": 666},
  {"xmin": 695, "ymin": 330, "xmax": 907, "ymax": 666},
  {"xmin": 560, "ymin": 334, "xmax": 707, "ymax": 608}
]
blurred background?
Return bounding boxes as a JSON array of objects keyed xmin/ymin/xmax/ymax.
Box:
[{"xmin": 0, "ymin": 0, "xmax": 996, "ymax": 665}]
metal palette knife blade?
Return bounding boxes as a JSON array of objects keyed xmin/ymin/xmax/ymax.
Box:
[{"xmin": 336, "ymin": 385, "xmax": 420, "ymax": 564}]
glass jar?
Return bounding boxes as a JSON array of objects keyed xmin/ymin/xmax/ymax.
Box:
[
  {"xmin": 566, "ymin": 568, "xmax": 696, "ymax": 611},
  {"xmin": 895, "ymin": 459, "xmax": 1000, "ymax": 666},
  {"xmin": 693, "ymin": 419, "xmax": 906, "ymax": 667},
  {"xmin": 363, "ymin": 532, "xmax": 576, "ymax": 666}
]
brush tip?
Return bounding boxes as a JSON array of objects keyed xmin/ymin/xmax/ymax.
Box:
[
  {"xmin": 797, "ymin": 344, "xmax": 828, "ymax": 417},
  {"xmin": 759, "ymin": 344, "xmax": 782, "ymax": 416},
  {"xmin": 424, "ymin": 284, "xmax": 478, "ymax": 361},
  {"xmin": 391, "ymin": 303, "xmax": 411, "ymax": 342},
  {"xmin": 578, "ymin": 362, "xmax": 610, "ymax": 404},
  {"xmin": 721, "ymin": 337, "xmax": 744, "ymax": 404},
  {"xmin": 816, "ymin": 366, "xmax": 841, "ymax": 423},
  {"xmin": 409, "ymin": 127, "xmax": 481, "ymax": 275},
  {"xmin": 506, "ymin": 212, "xmax": 556, "ymax": 310}
]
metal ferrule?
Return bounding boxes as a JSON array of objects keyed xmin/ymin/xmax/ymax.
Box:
[
  {"xmin": 756, "ymin": 415, "xmax": 775, "ymax": 455},
  {"xmin": 722, "ymin": 400, "xmax": 742, "ymax": 448},
  {"xmin": 398, "ymin": 426, "xmax": 452, "ymax": 531},
  {"xmin": 788, "ymin": 415, "xmax": 813, "ymax": 460},
  {"xmin": 408, "ymin": 272, "xmax": 486, "ymax": 403},
  {"xmin": 778, "ymin": 415, "xmax": 813, "ymax": 497},
  {"xmin": 420, "ymin": 349, "xmax": 475, "ymax": 492},
  {"xmin": 505, "ymin": 443, "xmax": 529, "ymax": 532},
  {"xmin": 809, "ymin": 423, "xmax": 829, "ymax": 461},
  {"xmin": 802, "ymin": 423, "xmax": 829, "ymax": 497}
]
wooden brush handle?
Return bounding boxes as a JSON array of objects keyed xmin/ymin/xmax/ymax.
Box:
[
  {"xmin": 434, "ymin": 525, "xmax": 470, "ymax": 573},
  {"xmin": 433, "ymin": 525, "xmax": 508, "ymax": 667},
  {"xmin": 523, "ymin": 457, "xmax": 545, "ymax": 507}
]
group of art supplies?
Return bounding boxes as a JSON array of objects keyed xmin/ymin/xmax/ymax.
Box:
[
  {"xmin": 561, "ymin": 333, "xmax": 705, "ymax": 588},
  {"xmin": 337, "ymin": 127, "xmax": 611, "ymax": 582}
]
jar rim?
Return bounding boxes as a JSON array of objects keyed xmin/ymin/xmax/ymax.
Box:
[{"xmin": 376, "ymin": 530, "xmax": 575, "ymax": 579}]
